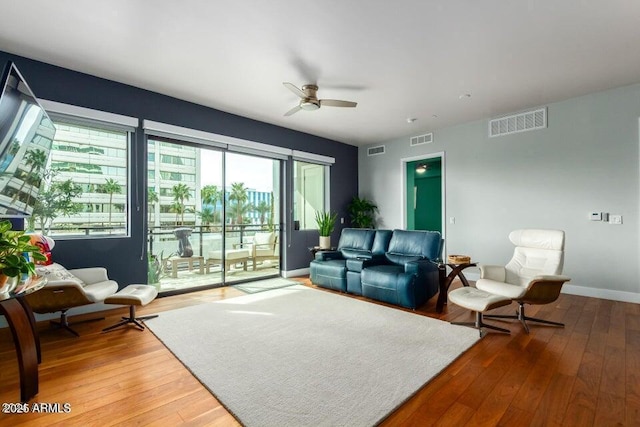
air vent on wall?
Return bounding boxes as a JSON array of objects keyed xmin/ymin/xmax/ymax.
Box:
[
  {"xmin": 489, "ymin": 107, "xmax": 547, "ymax": 137},
  {"xmin": 367, "ymin": 145, "xmax": 385, "ymax": 156},
  {"xmin": 410, "ymin": 132, "xmax": 433, "ymax": 146}
]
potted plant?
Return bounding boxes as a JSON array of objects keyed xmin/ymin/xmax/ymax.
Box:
[
  {"xmin": 0, "ymin": 220, "xmax": 47, "ymax": 294},
  {"xmin": 315, "ymin": 211, "xmax": 337, "ymax": 249},
  {"xmin": 348, "ymin": 196, "xmax": 378, "ymax": 228}
]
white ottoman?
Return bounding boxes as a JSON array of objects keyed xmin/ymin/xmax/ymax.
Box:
[
  {"xmin": 206, "ymin": 249, "xmax": 250, "ymax": 273},
  {"xmin": 102, "ymin": 284, "xmax": 158, "ymax": 332},
  {"xmin": 448, "ymin": 287, "xmax": 512, "ymax": 336}
]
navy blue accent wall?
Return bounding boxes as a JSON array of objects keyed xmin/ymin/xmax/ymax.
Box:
[{"xmin": 0, "ymin": 50, "xmax": 358, "ymax": 287}]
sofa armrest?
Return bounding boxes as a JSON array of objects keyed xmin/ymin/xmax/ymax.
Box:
[
  {"xmin": 315, "ymin": 250, "xmax": 343, "ymax": 261},
  {"xmin": 479, "ymin": 264, "xmax": 506, "ymax": 281},
  {"xmin": 531, "ymin": 274, "xmax": 571, "ymax": 282},
  {"xmin": 346, "ymin": 255, "xmax": 385, "ymax": 273},
  {"xmin": 404, "ymin": 259, "xmax": 439, "ymax": 276}
]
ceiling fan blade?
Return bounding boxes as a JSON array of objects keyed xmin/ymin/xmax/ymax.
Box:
[
  {"xmin": 284, "ymin": 105, "xmax": 302, "ymax": 116},
  {"xmin": 320, "ymin": 99, "xmax": 357, "ymax": 108},
  {"xmin": 283, "ymin": 82, "xmax": 306, "ymax": 99}
]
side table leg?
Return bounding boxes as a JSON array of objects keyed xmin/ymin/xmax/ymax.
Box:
[
  {"xmin": 436, "ymin": 265, "xmax": 447, "ymax": 313},
  {"xmin": 17, "ymin": 296, "xmax": 41, "ymax": 364},
  {"xmin": 171, "ymin": 259, "xmax": 178, "ymax": 278},
  {"xmin": 0, "ymin": 299, "xmax": 39, "ymax": 402}
]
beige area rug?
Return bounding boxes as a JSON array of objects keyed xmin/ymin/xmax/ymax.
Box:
[{"xmin": 145, "ymin": 285, "xmax": 480, "ymax": 427}]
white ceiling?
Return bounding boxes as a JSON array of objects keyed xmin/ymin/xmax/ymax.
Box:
[{"xmin": 1, "ymin": 1, "xmax": 640, "ymax": 146}]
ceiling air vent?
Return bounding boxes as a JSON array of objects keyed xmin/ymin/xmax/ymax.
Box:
[
  {"xmin": 367, "ymin": 145, "xmax": 385, "ymax": 156},
  {"xmin": 410, "ymin": 133, "xmax": 433, "ymax": 146},
  {"xmin": 489, "ymin": 107, "xmax": 547, "ymax": 138}
]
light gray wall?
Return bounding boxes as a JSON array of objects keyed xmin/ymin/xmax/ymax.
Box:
[{"xmin": 359, "ymin": 84, "xmax": 640, "ymax": 302}]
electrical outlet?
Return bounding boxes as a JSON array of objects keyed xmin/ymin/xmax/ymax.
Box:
[
  {"xmin": 449, "ymin": 217, "xmax": 455, "ymax": 224},
  {"xmin": 609, "ymin": 215, "xmax": 622, "ymax": 225}
]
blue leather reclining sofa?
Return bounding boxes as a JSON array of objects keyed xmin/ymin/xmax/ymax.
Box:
[{"xmin": 310, "ymin": 228, "xmax": 443, "ymax": 309}]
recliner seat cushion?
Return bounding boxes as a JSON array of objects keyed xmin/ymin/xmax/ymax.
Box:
[
  {"xmin": 84, "ymin": 280, "xmax": 120, "ymax": 302},
  {"xmin": 361, "ymin": 265, "xmax": 417, "ymax": 309},
  {"xmin": 475, "ymin": 277, "xmax": 527, "ymax": 299}
]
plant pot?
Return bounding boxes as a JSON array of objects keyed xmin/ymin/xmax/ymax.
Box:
[{"xmin": 319, "ymin": 236, "xmax": 331, "ymax": 249}]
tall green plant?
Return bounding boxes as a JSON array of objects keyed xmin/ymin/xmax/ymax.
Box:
[
  {"xmin": 348, "ymin": 196, "xmax": 378, "ymax": 228},
  {"xmin": 315, "ymin": 211, "xmax": 337, "ymax": 237}
]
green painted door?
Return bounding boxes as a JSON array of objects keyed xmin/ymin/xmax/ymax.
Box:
[{"xmin": 415, "ymin": 175, "xmax": 441, "ymax": 232}]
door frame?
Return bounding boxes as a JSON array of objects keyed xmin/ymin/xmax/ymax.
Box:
[{"xmin": 400, "ymin": 151, "xmax": 446, "ymax": 240}]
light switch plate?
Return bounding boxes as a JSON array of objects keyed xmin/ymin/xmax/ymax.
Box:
[
  {"xmin": 609, "ymin": 214, "xmax": 622, "ymax": 225},
  {"xmin": 590, "ymin": 212, "xmax": 602, "ymax": 221}
]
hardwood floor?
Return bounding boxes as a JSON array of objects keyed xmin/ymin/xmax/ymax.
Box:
[{"xmin": 1, "ymin": 278, "xmax": 638, "ymax": 426}]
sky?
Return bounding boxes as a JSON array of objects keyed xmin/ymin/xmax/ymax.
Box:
[{"xmin": 200, "ymin": 150, "xmax": 276, "ymax": 192}]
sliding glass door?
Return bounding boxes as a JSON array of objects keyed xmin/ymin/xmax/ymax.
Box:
[
  {"xmin": 223, "ymin": 153, "xmax": 280, "ymax": 284},
  {"xmin": 146, "ymin": 137, "xmax": 281, "ymax": 294}
]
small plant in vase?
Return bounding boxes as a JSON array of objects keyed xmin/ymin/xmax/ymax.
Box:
[
  {"xmin": 0, "ymin": 220, "xmax": 47, "ymax": 294},
  {"xmin": 315, "ymin": 211, "xmax": 337, "ymax": 249}
]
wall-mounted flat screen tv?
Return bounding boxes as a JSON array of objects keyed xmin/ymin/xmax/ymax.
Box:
[{"xmin": 0, "ymin": 61, "xmax": 56, "ymax": 217}]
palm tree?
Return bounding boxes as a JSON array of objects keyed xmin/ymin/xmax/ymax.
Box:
[
  {"xmin": 201, "ymin": 185, "xmax": 223, "ymax": 224},
  {"xmin": 171, "ymin": 183, "xmax": 191, "ymax": 225},
  {"xmin": 12, "ymin": 148, "xmax": 48, "ymax": 206},
  {"xmin": 197, "ymin": 206, "xmax": 216, "ymax": 231},
  {"xmin": 227, "ymin": 199, "xmax": 253, "ymax": 226},
  {"xmin": 102, "ymin": 178, "xmax": 121, "ymax": 227},
  {"xmin": 147, "ymin": 188, "xmax": 159, "ymax": 226},
  {"xmin": 228, "ymin": 182, "xmax": 249, "ymax": 225},
  {"xmin": 170, "ymin": 200, "xmax": 185, "ymax": 226},
  {"xmin": 255, "ymin": 200, "xmax": 271, "ymax": 227}
]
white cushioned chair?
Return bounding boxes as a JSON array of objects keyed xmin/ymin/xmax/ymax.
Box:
[
  {"xmin": 24, "ymin": 263, "xmax": 119, "ymax": 336},
  {"xmin": 235, "ymin": 231, "xmax": 279, "ymax": 270},
  {"xmin": 475, "ymin": 229, "xmax": 571, "ymax": 333},
  {"xmin": 250, "ymin": 231, "xmax": 279, "ymax": 270}
]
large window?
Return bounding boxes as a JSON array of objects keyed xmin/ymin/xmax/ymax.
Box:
[
  {"xmin": 28, "ymin": 119, "xmax": 131, "ymax": 237},
  {"xmin": 146, "ymin": 134, "xmax": 282, "ymax": 293},
  {"xmin": 293, "ymin": 160, "xmax": 328, "ymax": 230}
]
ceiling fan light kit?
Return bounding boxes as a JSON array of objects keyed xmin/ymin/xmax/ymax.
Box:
[{"xmin": 283, "ymin": 82, "xmax": 357, "ymax": 116}]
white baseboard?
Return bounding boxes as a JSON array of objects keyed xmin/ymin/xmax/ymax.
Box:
[
  {"xmin": 282, "ymin": 268, "xmax": 309, "ymax": 278},
  {"xmin": 561, "ymin": 284, "xmax": 640, "ymax": 304}
]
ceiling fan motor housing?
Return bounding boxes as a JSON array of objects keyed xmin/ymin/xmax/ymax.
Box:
[
  {"xmin": 283, "ymin": 82, "xmax": 356, "ymax": 116},
  {"xmin": 300, "ymin": 99, "xmax": 320, "ymax": 110}
]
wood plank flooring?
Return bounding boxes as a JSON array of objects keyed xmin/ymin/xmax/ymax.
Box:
[{"xmin": 0, "ymin": 278, "xmax": 638, "ymax": 426}]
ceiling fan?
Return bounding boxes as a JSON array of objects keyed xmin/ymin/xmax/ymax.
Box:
[{"xmin": 283, "ymin": 82, "xmax": 357, "ymax": 116}]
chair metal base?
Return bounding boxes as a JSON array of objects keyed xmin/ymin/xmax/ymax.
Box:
[
  {"xmin": 102, "ymin": 305, "xmax": 158, "ymax": 332},
  {"xmin": 483, "ymin": 302, "xmax": 564, "ymax": 334},
  {"xmin": 50, "ymin": 310, "xmax": 105, "ymax": 337},
  {"xmin": 452, "ymin": 311, "xmax": 511, "ymax": 337}
]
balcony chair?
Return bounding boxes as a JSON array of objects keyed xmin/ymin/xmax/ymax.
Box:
[
  {"xmin": 230, "ymin": 231, "xmax": 279, "ymax": 271},
  {"xmin": 474, "ymin": 229, "xmax": 571, "ymax": 333},
  {"xmin": 247, "ymin": 231, "xmax": 279, "ymax": 270},
  {"xmin": 24, "ymin": 263, "xmax": 119, "ymax": 337}
]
